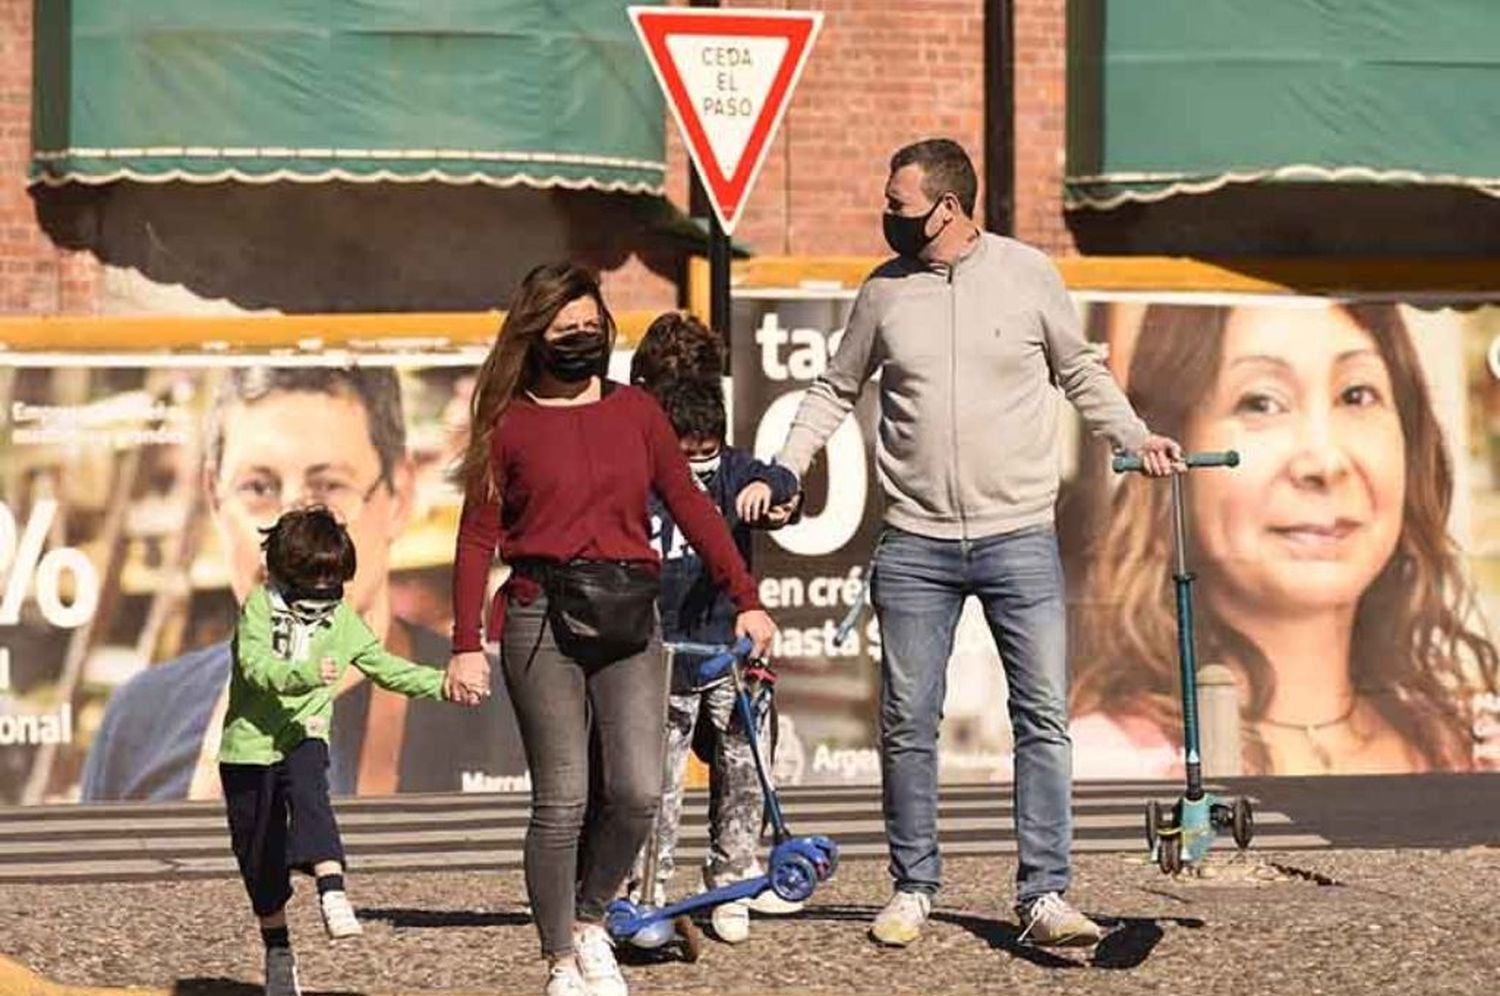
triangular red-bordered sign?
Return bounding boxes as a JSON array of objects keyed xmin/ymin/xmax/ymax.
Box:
[{"xmin": 629, "ymin": 7, "xmax": 823, "ymax": 235}]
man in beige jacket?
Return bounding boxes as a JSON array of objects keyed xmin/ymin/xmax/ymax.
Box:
[{"xmin": 777, "ymin": 139, "xmax": 1181, "ymax": 947}]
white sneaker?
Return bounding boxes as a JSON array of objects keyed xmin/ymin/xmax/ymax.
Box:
[
  {"xmin": 869, "ymin": 890, "xmax": 931, "ymax": 947},
  {"xmin": 263, "ymin": 947, "xmax": 301, "ymax": 996},
  {"xmin": 573, "ymin": 923, "xmax": 628, "ymax": 996},
  {"xmin": 319, "ymin": 890, "xmax": 363, "ymax": 939},
  {"xmin": 1015, "ymin": 892, "xmax": 1104, "ymax": 947},
  {"xmin": 744, "ymin": 888, "xmax": 805, "ymax": 916},
  {"xmin": 544, "ymin": 961, "xmax": 589, "ymax": 996},
  {"xmin": 709, "ymin": 901, "xmax": 750, "ymax": 943}
]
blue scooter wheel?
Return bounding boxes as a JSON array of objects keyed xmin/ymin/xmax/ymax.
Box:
[
  {"xmin": 770, "ymin": 853, "xmax": 819, "ymax": 903},
  {"xmin": 604, "ymin": 900, "xmax": 639, "ymax": 940}
]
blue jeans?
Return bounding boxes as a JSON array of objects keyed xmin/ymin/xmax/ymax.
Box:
[{"xmin": 871, "ymin": 523, "xmax": 1072, "ymax": 903}]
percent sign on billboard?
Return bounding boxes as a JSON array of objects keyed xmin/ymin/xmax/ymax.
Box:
[{"xmin": 0, "ymin": 500, "xmax": 99, "ymax": 629}]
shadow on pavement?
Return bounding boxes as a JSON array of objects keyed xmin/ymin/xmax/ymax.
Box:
[
  {"xmin": 359, "ymin": 907, "xmax": 533, "ymax": 929},
  {"xmin": 173, "ymin": 980, "xmax": 361, "ymax": 996},
  {"xmin": 935, "ymin": 911, "xmax": 1206, "ymax": 970}
]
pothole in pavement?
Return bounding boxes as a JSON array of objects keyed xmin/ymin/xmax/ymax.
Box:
[{"xmin": 1128, "ymin": 853, "xmax": 1345, "ymax": 889}]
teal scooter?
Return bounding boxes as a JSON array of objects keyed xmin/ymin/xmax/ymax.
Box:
[{"xmin": 1112, "ymin": 449, "xmax": 1254, "ymax": 873}]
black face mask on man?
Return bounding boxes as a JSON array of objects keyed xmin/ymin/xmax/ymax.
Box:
[
  {"xmin": 882, "ymin": 197, "xmax": 948, "ymax": 259},
  {"xmin": 539, "ymin": 330, "xmax": 608, "ymax": 383}
]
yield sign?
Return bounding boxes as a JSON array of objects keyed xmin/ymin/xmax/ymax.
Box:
[{"xmin": 629, "ymin": 7, "xmax": 823, "ymax": 235}]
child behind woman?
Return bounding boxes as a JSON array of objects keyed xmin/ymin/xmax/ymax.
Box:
[{"xmin": 627, "ymin": 314, "xmax": 803, "ymax": 943}]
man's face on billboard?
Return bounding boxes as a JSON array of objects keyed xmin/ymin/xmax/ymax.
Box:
[{"xmin": 207, "ymin": 388, "xmax": 411, "ymax": 611}]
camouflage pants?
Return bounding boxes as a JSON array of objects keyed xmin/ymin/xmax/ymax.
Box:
[{"xmin": 630, "ymin": 678, "xmax": 771, "ymax": 900}]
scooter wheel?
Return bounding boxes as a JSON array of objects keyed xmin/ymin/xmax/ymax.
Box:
[
  {"xmin": 770, "ymin": 853, "xmax": 819, "ymax": 903},
  {"xmin": 674, "ymin": 915, "xmax": 702, "ymax": 963},
  {"xmin": 1158, "ymin": 832, "xmax": 1182, "ymax": 875},
  {"xmin": 1144, "ymin": 800, "xmax": 1165, "ymax": 852},
  {"xmin": 1232, "ymin": 797, "xmax": 1254, "ymax": 849},
  {"xmin": 604, "ymin": 901, "xmax": 638, "ymax": 939}
]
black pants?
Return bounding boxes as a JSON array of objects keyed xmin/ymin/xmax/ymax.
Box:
[{"xmin": 221, "ymin": 739, "xmax": 346, "ymax": 917}]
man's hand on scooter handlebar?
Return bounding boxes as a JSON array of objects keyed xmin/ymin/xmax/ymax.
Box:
[
  {"xmin": 1135, "ymin": 433, "xmax": 1187, "ymax": 477},
  {"xmin": 734, "ymin": 609, "xmax": 776, "ymax": 658}
]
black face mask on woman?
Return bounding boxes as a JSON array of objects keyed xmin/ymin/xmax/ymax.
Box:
[
  {"xmin": 539, "ymin": 330, "xmax": 608, "ymax": 383},
  {"xmin": 882, "ymin": 197, "xmax": 948, "ymax": 259}
]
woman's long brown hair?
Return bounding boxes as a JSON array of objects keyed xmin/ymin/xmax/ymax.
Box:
[
  {"xmin": 455, "ymin": 262, "xmax": 616, "ymax": 502},
  {"xmin": 1072, "ymin": 302, "xmax": 1499, "ymax": 772}
]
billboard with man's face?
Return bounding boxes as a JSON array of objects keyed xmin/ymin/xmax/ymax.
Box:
[{"xmin": 0, "ymin": 353, "xmax": 532, "ymax": 806}]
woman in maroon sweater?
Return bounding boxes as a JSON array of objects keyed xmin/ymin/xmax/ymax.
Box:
[{"xmin": 446, "ymin": 263, "xmax": 775, "ymax": 996}]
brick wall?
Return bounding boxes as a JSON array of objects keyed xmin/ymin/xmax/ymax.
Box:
[
  {"xmin": 0, "ymin": 0, "xmax": 1075, "ymax": 316},
  {"xmin": 0, "ymin": 0, "xmax": 101, "ymax": 314},
  {"xmin": 1012, "ymin": 0, "xmax": 1073, "ymax": 254}
]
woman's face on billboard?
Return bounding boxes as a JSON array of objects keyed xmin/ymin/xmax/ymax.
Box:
[{"xmin": 1184, "ymin": 304, "xmax": 1406, "ymax": 616}]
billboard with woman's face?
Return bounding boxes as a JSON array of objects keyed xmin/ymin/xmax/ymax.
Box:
[
  {"xmin": 732, "ymin": 290, "xmax": 1500, "ymax": 783},
  {"xmin": 1069, "ymin": 298, "xmax": 1500, "ymax": 777}
]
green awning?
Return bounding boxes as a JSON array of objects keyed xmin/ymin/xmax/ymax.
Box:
[
  {"xmin": 31, "ymin": 0, "xmax": 666, "ymax": 194},
  {"xmin": 1066, "ymin": 0, "xmax": 1500, "ymax": 210}
]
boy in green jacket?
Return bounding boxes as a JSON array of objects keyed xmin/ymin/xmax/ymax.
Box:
[{"xmin": 219, "ymin": 506, "xmax": 461, "ymax": 996}]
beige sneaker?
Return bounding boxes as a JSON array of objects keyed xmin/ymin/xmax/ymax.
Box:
[
  {"xmin": 1015, "ymin": 892, "xmax": 1104, "ymax": 947},
  {"xmin": 869, "ymin": 890, "xmax": 931, "ymax": 947}
]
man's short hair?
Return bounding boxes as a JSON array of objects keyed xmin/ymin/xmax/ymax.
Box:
[
  {"xmin": 204, "ymin": 367, "xmax": 406, "ymax": 486},
  {"xmin": 890, "ymin": 138, "xmax": 978, "ymax": 217},
  {"xmin": 657, "ymin": 378, "xmax": 726, "ymax": 445},
  {"xmin": 631, "ymin": 312, "xmax": 725, "ymax": 390}
]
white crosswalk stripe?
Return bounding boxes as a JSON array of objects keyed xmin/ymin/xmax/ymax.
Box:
[{"xmin": 0, "ymin": 782, "xmax": 1328, "ymax": 883}]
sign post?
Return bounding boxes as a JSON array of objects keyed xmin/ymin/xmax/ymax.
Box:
[{"xmin": 628, "ymin": 6, "xmax": 823, "ymax": 355}]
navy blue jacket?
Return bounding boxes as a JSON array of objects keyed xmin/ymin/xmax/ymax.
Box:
[{"xmin": 650, "ymin": 447, "xmax": 797, "ymax": 691}]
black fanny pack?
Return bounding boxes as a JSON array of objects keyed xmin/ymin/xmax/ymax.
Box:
[{"xmin": 527, "ymin": 559, "xmax": 660, "ymax": 663}]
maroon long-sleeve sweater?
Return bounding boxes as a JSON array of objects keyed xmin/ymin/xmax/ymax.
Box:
[{"xmin": 450, "ymin": 383, "xmax": 762, "ymax": 653}]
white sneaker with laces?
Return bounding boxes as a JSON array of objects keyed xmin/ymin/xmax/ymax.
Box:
[
  {"xmin": 1015, "ymin": 892, "xmax": 1104, "ymax": 947},
  {"xmin": 319, "ymin": 890, "xmax": 363, "ymax": 939},
  {"xmin": 573, "ymin": 923, "xmax": 628, "ymax": 996},
  {"xmin": 544, "ymin": 961, "xmax": 589, "ymax": 996},
  {"xmin": 263, "ymin": 947, "xmax": 301, "ymax": 996}
]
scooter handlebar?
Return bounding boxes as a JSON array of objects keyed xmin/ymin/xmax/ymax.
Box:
[
  {"xmin": 691, "ymin": 637, "xmax": 755, "ymax": 685},
  {"xmin": 1113, "ymin": 449, "xmax": 1239, "ymax": 474}
]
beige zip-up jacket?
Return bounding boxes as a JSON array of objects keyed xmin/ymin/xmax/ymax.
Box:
[{"xmin": 777, "ymin": 233, "xmax": 1149, "ymax": 541}]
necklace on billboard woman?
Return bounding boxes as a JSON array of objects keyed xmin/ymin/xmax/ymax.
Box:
[{"xmin": 1254, "ymin": 696, "xmax": 1364, "ymax": 772}]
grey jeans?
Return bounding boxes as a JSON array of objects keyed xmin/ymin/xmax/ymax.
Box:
[{"xmin": 501, "ymin": 594, "xmax": 665, "ymax": 957}]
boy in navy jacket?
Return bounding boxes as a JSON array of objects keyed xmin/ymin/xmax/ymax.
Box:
[{"xmin": 627, "ymin": 317, "xmax": 801, "ymax": 943}]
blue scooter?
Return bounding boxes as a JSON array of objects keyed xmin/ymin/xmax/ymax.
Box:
[
  {"xmin": 1113, "ymin": 450, "xmax": 1254, "ymax": 873},
  {"xmin": 606, "ymin": 638, "xmax": 839, "ymax": 949}
]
